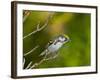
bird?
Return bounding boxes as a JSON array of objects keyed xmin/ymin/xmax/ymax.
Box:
[
  {"xmin": 40, "ymin": 34, "xmax": 70, "ymax": 60},
  {"xmin": 28, "ymin": 34, "xmax": 70, "ymax": 69}
]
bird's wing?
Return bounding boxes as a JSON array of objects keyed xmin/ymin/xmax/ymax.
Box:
[{"xmin": 46, "ymin": 40, "xmax": 54, "ymax": 48}]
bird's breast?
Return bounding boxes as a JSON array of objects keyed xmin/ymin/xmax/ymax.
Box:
[{"xmin": 48, "ymin": 42, "xmax": 63, "ymax": 53}]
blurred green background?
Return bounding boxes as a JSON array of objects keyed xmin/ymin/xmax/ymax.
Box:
[{"xmin": 23, "ymin": 10, "xmax": 91, "ymax": 69}]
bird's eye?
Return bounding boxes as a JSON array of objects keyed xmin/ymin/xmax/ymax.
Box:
[{"xmin": 64, "ymin": 38, "xmax": 68, "ymax": 41}]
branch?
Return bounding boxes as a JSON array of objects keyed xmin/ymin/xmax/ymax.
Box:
[
  {"xmin": 25, "ymin": 61, "xmax": 32, "ymax": 69},
  {"xmin": 23, "ymin": 12, "xmax": 55, "ymax": 68},
  {"xmin": 30, "ymin": 49, "xmax": 49, "ymax": 69},
  {"xmin": 23, "ymin": 45, "xmax": 39, "ymax": 68},
  {"xmin": 30, "ymin": 51, "xmax": 58, "ymax": 69},
  {"xmin": 23, "ymin": 13, "xmax": 54, "ymax": 39},
  {"xmin": 23, "ymin": 22, "xmax": 40, "ymax": 39},
  {"xmin": 24, "ymin": 45, "xmax": 39, "ymax": 56},
  {"xmin": 30, "ymin": 56, "xmax": 46, "ymax": 69},
  {"xmin": 23, "ymin": 58, "xmax": 25, "ymax": 68},
  {"xmin": 44, "ymin": 53, "xmax": 58, "ymax": 61}
]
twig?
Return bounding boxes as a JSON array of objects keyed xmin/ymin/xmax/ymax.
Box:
[
  {"xmin": 23, "ymin": 13, "xmax": 54, "ymax": 39},
  {"xmin": 30, "ymin": 56, "xmax": 46, "ymax": 69},
  {"xmin": 24, "ymin": 45, "xmax": 39, "ymax": 56},
  {"xmin": 23, "ymin": 22, "xmax": 40, "ymax": 39},
  {"xmin": 25, "ymin": 61, "xmax": 32, "ymax": 69},
  {"xmin": 30, "ymin": 50, "xmax": 49, "ymax": 69},
  {"xmin": 44, "ymin": 53, "xmax": 58, "ymax": 61},
  {"xmin": 23, "ymin": 12, "xmax": 55, "ymax": 68},
  {"xmin": 23, "ymin": 58, "xmax": 25, "ymax": 68},
  {"xmin": 30, "ymin": 51, "xmax": 59, "ymax": 69}
]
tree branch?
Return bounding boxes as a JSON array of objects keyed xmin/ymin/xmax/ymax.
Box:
[
  {"xmin": 23, "ymin": 13, "xmax": 54, "ymax": 39},
  {"xmin": 24, "ymin": 45, "xmax": 39, "ymax": 56},
  {"xmin": 23, "ymin": 12, "xmax": 55, "ymax": 69},
  {"xmin": 23, "ymin": 58, "xmax": 25, "ymax": 68},
  {"xmin": 25, "ymin": 61, "xmax": 32, "ymax": 69},
  {"xmin": 30, "ymin": 49, "xmax": 49, "ymax": 69}
]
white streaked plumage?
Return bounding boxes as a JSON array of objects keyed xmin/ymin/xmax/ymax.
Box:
[{"xmin": 40, "ymin": 34, "xmax": 70, "ymax": 56}]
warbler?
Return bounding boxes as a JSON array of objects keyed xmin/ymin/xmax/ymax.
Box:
[
  {"xmin": 29, "ymin": 34, "xmax": 70, "ymax": 69},
  {"xmin": 40, "ymin": 34, "xmax": 70, "ymax": 60}
]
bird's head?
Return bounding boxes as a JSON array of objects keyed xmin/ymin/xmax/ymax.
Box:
[{"xmin": 58, "ymin": 34, "xmax": 70, "ymax": 44}]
